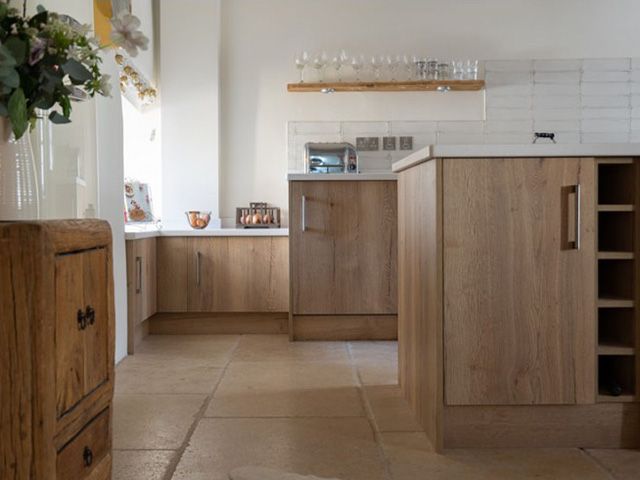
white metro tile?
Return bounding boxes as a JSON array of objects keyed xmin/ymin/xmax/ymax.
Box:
[
  {"xmin": 553, "ymin": 132, "xmax": 582, "ymax": 144},
  {"xmin": 632, "ymin": 58, "xmax": 640, "ymax": 69},
  {"xmin": 632, "ymin": 107, "xmax": 640, "ymax": 118},
  {"xmin": 632, "ymin": 70, "xmax": 640, "ymax": 82},
  {"xmin": 631, "ymin": 130, "xmax": 640, "ymax": 142},
  {"xmin": 581, "ymin": 95, "xmax": 630, "ymax": 108},
  {"xmin": 436, "ymin": 132, "xmax": 485, "ymax": 145},
  {"xmin": 486, "ymin": 107, "xmax": 532, "ymax": 120},
  {"xmin": 485, "ymin": 120, "xmax": 533, "ymax": 133},
  {"xmin": 533, "ymin": 95, "xmax": 580, "ymax": 108},
  {"xmin": 533, "ymin": 59, "xmax": 582, "ymax": 72},
  {"xmin": 582, "ymin": 108, "xmax": 630, "ymax": 119},
  {"xmin": 581, "ymin": 132, "xmax": 630, "ymax": 143},
  {"xmin": 410, "ymin": 133, "xmax": 438, "ymax": 149},
  {"xmin": 436, "ymin": 121, "xmax": 485, "ymax": 133},
  {"xmin": 581, "ymin": 118, "xmax": 630, "ymax": 133},
  {"xmin": 389, "ymin": 121, "xmax": 437, "ymax": 135},
  {"xmin": 484, "ymin": 133, "xmax": 534, "ymax": 144},
  {"xmin": 631, "ymin": 83, "xmax": 640, "ymax": 94},
  {"xmin": 581, "ymin": 82, "xmax": 631, "ymax": 96},
  {"xmin": 485, "ymin": 95, "xmax": 531, "ymax": 108},
  {"xmin": 533, "ymin": 120, "xmax": 580, "ymax": 132},
  {"xmin": 582, "ymin": 71, "xmax": 630, "ymax": 82},
  {"xmin": 534, "ymin": 71, "xmax": 581, "ymax": 83},
  {"xmin": 532, "ymin": 107, "xmax": 581, "ymax": 120},
  {"xmin": 631, "ymin": 118, "xmax": 640, "ymax": 130},
  {"xmin": 485, "ymin": 60, "xmax": 533, "ymax": 72},
  {"xmin": 533, "ymin": 84, "xmax": 579, "ymax": 96},
  {"xmin": 293, "ymin": 122, "xmax": 342, "ymax": 135},
  {"xmin": 342, "ymin": 122, "xmax": 389, "ymax": 135},
  {"xmin": 633, "ymin": 96, "xmax": 640, "ymax": 108},
  {"xmin": 582, "ymin": 58, "xmax": 630, "ymax": 71},
  {"xmin": 485, "ymin": 71, "xmax": 532, "ymax": 86},
  {"xmin": 486, "ymin": 83, "xmax": 533, "ymax": 97}
]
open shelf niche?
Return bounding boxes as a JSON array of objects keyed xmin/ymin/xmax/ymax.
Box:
[{"xmin": 596, "ymin": 158, "xmax": 640, "ymax": 402}]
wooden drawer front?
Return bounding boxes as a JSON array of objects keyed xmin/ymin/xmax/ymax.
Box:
[
  {"xmin": 57, "ymin": 408, "xmax": 110, "ymax": 480},
  {"xmin": 55, "ymin": 248, "xmax": 109, "ymax": 417}
]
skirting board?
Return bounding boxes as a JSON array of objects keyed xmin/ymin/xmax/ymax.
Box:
[
  {"xmin": 148, "ymin": 312, "xmax": 288, "ymax": 335},
  {"xmin": 291, "ymin": 315, "xmax": 398, "ymax": 341},
  {"xmin": 444, "ymin": 403, "xmax": 640, "ymax": 449}
]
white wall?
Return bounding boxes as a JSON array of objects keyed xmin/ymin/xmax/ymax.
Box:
[
  {"xmin": 159, "ymin": 0, "xmax": 221, "ymax": 227},
  {"xmin": 220, "ymin": 0, "xmax": 640, "ymax": 225}
]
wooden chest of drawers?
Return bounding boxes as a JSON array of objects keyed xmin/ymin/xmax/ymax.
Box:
[{"xmin": 0, "ymin": 220, "xmax": 115, "ymax": 480}]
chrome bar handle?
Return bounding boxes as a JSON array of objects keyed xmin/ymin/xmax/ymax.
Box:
[
  {"xmin": 574, "ymin": 184, "xmax": 581, "ymax": 250},
  {"xmin": 195, "ymin": 251, "xmax": 202, "ymax": 287},
  {"xmin": 301, "ymin": 195, "xmax": 307, "ymax": 232},
  {"xmin": 135, "ymin": 256, "xmax": 142, "ymax": 293}
]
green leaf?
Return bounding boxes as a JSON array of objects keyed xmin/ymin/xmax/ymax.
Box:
[
  {"xmin": 49, "ymin": 111, "xmax": 71, "ymax": 124},
  {"xmin": 8, "ymin": 88, "xmax": 28, "ymax": 139},
  {"xmin": 29, "ymin": 11, "xmax": 48, "ymax": 28},
  {"xmin": 4, "ymin": 37, "xmax": 26, "ymax": 65},
  {"xmin": 36, "ymin": 5, "xmax": 46, "ymax": 14},
  {"xmin": 62, "ymin": 59, "xmax": 92, "ymax": 83},
  {"xmin": 0, "ymin": 67, "xmax": 19, "ymax": 88},
  {"xmin": 0, "ymin": 44, "xmax": 16, "ymax": 68},
  {"xmin": 33, "ymin": 95, "xmax": 55, "ymax": 110},
  {"xmin": 0, "ymin": 3, "xmax": 8, "ymax": 20}
]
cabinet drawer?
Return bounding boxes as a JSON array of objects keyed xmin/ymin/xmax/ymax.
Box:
[{"xmin": 57, "ymin": 408, "xmax": 111, "ymax": 480}]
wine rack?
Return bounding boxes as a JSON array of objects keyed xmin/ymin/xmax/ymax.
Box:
[{"xmin": 597, "ymin": 158, "xmax": 639, "ymax": 402}]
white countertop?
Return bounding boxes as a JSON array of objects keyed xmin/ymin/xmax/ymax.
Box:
[
  {"xmin": 392, "ymin": 144, "xmax": 640, "ymax": 173},
  {"xmin": 125, "ymin": 225, "xmax": 289, "ymax": 240},
  {"xmin": 287, "ymin": 172, "xmax": 397, "ymax": 181}
]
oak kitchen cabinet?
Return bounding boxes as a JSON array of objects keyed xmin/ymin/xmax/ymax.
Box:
[
  {"xmin": 395, "ymin": 151, "xmax": 640, "ymax": 451},
  {"xmin": 1, "ymin": 220, "xmax": 115, "ymax": 480},
  {"xmin": 125, "ymin": 237, "xmax": 157, "ymax": 353},
  {"xmin": 289, "ymin": 179, "xmax": 398, "ymax": 340}
]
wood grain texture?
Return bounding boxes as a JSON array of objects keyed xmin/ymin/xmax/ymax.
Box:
[
  {"xmin": 0, "ymin": 220, "xmax": 115, "ymax": 480},
  {"xmin": 187, "ymin": 237, "xmax": 288, "ymax": 312},
  {"xmin": 56, "ymin": 408, "xmax": 110, "ymax": 480},
  {"xmin": 442, "ymin": 157, "xmax": 596, "ymax": 406},
  {"xmin": 287, "ymin": 80, "xmax": 485, "ymax": 92},
  {"xmin": 291, "ymin": 315, "xmax": 397, "ymax": 340},
  {"xmin": 397, "ymin": 159, "xmax": 444, "ymax": 451},
  {"xmin": 148, "ymin": 312, "xmax": 288, "ymax": 335},
  {"xmin": 289, "ymin": 181, "xmax": 397, "ymax": 316},
  {"xmin": 126, "ymin": 238, "xmax": 157, "ymax": 353},
  {"xmin": 156, "ymin": 237, "xmax": 188, "ymax": 311},
  {"xmin": 444, "ymin": 403, "xmax": 640, "ymax": 448}
]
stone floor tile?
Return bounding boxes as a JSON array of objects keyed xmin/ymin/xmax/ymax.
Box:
[
  {"xmin": 363, "ymin": 385, "xmax": 422, "ymax": 432},
  {"xmin": 586, "ymin": 449, "xmax": 640, "ymax": 479},
  {"xmin": 112, "ymin": 450, "xmax": 175, "ymax": 480},
  {"xmin": 232, "ymin": 335, "xmax": 350, "ymax": 363}
]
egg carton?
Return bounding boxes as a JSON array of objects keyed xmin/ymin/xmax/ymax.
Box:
[{"xmin": 236, "ymin": 203, "xmax": 281, "ymax": 228}]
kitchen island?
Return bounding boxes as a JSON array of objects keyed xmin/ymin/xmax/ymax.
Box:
[{"xmin": 394, "ymin": 145, "xmax": 640, "ymax": 451}]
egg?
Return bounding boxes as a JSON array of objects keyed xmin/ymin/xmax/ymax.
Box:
[
  {"xmin": 263, "ymin": 213, "xmax": 272, "ymax": 224},
  {"xmin": 245, "ymin": 214, "xmax": 252, "ymax": 224},
  {"xmin": 252, "ymin": 213, "xmax": 262, "ymax": 224},
  {"xmin": 240, "ymin": 215, "xmax": 245, "ymax": 224}
]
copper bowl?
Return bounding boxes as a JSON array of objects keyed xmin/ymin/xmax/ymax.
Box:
[{"xmin": 185, "ymin": 211, "xmax": 211, "ymax": 229}]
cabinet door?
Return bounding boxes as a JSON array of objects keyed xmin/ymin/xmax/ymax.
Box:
[
  {"xmin": 443, "ymin": 157, "xmax": 596, "ymax": 406},
  {"xmin": 289, "ymin": 181, "xmax": 397, "ymax": 315},
  {"xmin": 83, "ymin": 248, "xmax": 109, "ymax": 396},
  {"xmin": 157, "ymin": 237, "xmax": 188, "ymax": 311},
  {"xmin": 188, "ymin": 237, "xmax": 288, "ymax": 312},
  {"xmin": 139, "ymin": 238, "xmax": 157, "ymax": 320},
  {"xmin": 55, "ymin": 253, "xmax": 86, "ymax": 416}
]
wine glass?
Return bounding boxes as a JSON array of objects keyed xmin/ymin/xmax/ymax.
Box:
[
  {"xmin": 312, "ymin": 51, "xmax": 328, "ymax": 82},
  {"xmin": 351, "ymin": 55, "xmax": 364, "ymax": 82},
  {"xmin": 331, "ymin": 55, "xmax": 344, "ymax": 82},
  {"xmin": 403, "ymin": 54, "xmax": 417, "ymax": 80},
  {"xmin": 294, "ymin": 51, "xmax": 309, "ymax": 83},
  {"xmin": 370, "ymin": 55, "xmax": 383, "ymax": 81},
  {"xmin": 386, "ymin": 54, "xmax": 401, "ymax": 81}
]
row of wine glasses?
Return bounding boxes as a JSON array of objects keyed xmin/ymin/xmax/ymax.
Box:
[{"xmin": 294, "ymin": 51, "xmax": 480, "ymax": 83}]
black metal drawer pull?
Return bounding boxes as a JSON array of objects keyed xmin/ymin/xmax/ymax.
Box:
[
  {"xmin": 83, "ymin": 446, "xmax": 93, "ymax": 467},
  {"xmin": 85, "ymin": 305, "xmax": 96, "ymax": 326},
  {"xmin": 77, "ymin": 309, "xmax": 87, "ymax": 330}
]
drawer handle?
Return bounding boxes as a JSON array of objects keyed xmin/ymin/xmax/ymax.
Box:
[
  {"xmin": 77, "ymin": 309, "xmax": 87, "ymax": 330},
  {"xmin": 85, "ymin": 305, "xmax": 96, "ymax": 326},
  {"xmin": 135, "ymin": 256, "xmax": 142, "ymax": 294},
  {"xmin": 82, "ymin": 446, "xmax": 93, "ymax": 467}
]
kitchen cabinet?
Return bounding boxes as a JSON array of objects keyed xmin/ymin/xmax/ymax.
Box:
[
  {"xmin": 289, "ymin": 180, "xmax": 397, "ymax": 340},
  {"xmin": 125, "ymin": 237, "xmax": 157, "ymax": 353},
  {"xmin": 188, "ymin": 237, "xmax": 288, "ymax": 312},
  {"xmin": 396, "ymin": 154, "xmax": 640, "ymax": 451},
  {"xmin": 444, "ymin": 157, "xmax": 596, "ymax": 406},
  {"xmin": 1, "ymin": 220, "xmax": 115, "ymax": 479}
]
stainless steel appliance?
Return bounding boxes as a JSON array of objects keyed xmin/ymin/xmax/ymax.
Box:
[{"xmin": 304, "ymin": 142, "xmax": 358, "ymax": 174}]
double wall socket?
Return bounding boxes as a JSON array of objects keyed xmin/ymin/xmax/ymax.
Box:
[{"xmin": 356, "ymin": 137, "xmax": 379, "ymax": 151}]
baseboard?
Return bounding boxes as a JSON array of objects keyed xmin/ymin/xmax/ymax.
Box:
[
  {"xmin": 444, "ymin": 403, "xmax": 640, "ymax": 448},
  {"xmin": 291, "ymin": 314, "xmax": 398, "ymax": 341},
  {"xmin": 148, "ymin": 312, "xmax": 289, "ymax": 335}
]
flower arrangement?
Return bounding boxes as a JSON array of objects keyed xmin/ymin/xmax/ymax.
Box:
[{"xmin": 0, "ymin": 3, "xmax": 148, "ymax": 139}]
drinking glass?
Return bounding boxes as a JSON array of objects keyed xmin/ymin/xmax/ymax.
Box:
[
  {"xmin": 294, "ymin": 51, "xmax": 309, "ymax": 83},
  {"xmin": 370, "ymin": 55, "xmax": 383, "ymax": 81},
  {"xmin": 386, "ymin": 55, "xmax": 401, "ymax": 81},
  {"xmin": 465, "ymin": 59, "xmax": 479, "ymax": 80},
  {"xmin": 312, "ymin": 51, "xmax": 328, "ymax": 82},
  {"xmin": 402, "ymin": 54, "xmax": 416, "ymax": 80},
  {"xmin": 351, "ymin": 55, "xmax": 364, "ymax": 82},
  {"xmin": 331, "ymin": 55, "xmax": 344, "ymax": 82},
  {"xmin": 452, "ymin": 60, "xmax": 464, "ymax": 80}
]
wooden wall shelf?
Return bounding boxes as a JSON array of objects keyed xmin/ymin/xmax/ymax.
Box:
[{"xmin": 287, "ymin": 80, "xmax": 485, "ymax": 93}]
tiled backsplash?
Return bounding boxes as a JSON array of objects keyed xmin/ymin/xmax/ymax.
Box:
[{"xmin": 288, "ymin": 58, "xmax": 640, "ymax": 172}]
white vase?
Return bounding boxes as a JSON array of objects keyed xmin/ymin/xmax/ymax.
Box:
[{"xmin": 0, "ymin": 118, "xmax": 40, "ymax": 220}]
